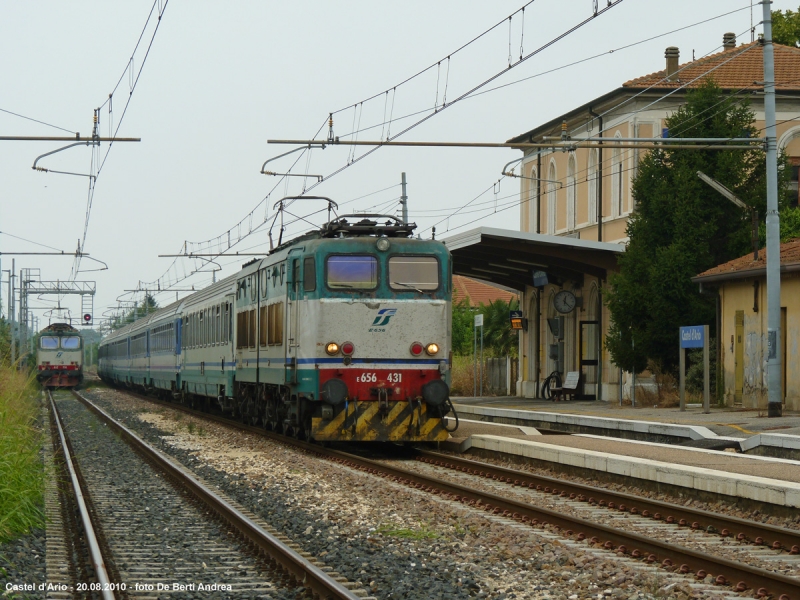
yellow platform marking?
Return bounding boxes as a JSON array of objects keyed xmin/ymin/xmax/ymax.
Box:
[{"xmin": 717, "ymin": 423, "xmax": 756, "ymax": 435}]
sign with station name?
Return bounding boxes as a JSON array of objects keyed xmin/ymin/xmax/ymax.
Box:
[{"xmin": 680, "ymin": 325, "xmax": 705, "ymax": 349}]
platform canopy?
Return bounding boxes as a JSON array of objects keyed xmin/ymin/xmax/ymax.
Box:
[{"xmin": 442, "ymin": 227, "xmax": 624, "ymax": 291}]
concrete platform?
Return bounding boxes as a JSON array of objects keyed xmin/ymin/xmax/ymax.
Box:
[
  {"xmin": 442, "ymin": 403, "xmax": 800, "ymax": 512},
  {"xmin": 451, "ymin": 396, "xmax": 800, "ymax": 459}
]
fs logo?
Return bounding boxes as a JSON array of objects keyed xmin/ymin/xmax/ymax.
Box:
[{"xmin": 370, "ymin": 308, "xmax": 397, "ymax": 330}]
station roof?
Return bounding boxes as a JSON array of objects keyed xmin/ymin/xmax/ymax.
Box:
[
  {"xmin": 692, "ymin": 238, "xmax": 800, "ymax": 284},
  {"xmin": 442, "ymin": 227, "xmax": 624, "ymax": 291}
]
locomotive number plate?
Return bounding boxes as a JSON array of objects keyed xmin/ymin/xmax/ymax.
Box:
[{"xmin": 356, "ymin": 372, "xmax": 403, "ymax": 383}]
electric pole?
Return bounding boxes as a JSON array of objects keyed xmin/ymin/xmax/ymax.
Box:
[{"xmin": 762, "ymin": 0, "xmax": 782, "ymax": 417}]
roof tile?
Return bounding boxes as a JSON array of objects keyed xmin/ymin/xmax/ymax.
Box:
[
  {"xmin": 623, "ymin": 42, "xmax": 800, "ymax": 91},
  {"xmin": 453, "ymin": 275, "xmax": 517, "ymax": 306},
  {"xmin": 695, "ymin": 238, "xmax": 800, "ymax": 278}
]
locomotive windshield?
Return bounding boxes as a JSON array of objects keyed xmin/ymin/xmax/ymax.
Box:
[
  {"xmin": 40, "ymin": 336, "xmax": 59, "ymax": 349},
  {"xmin": 326, "ymin": 255, "xmax": 378, "ymax": 289},
  {"xmin": 61, "ymin": 337, "xmax": 81, "ymax": 349},
  {"xmin": 389, "ymin": 256, "xmax": 439, "ymax": 291}
]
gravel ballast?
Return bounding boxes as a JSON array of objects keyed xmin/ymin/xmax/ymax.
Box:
[{"xmin": 79, "ymin": 386, "xmax": 755, "ymax": 599}]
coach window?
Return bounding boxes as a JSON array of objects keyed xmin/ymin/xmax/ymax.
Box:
[
  {"xmin": 40, "ymin": 336, "xmax": 59, "ymax": 349},
  {"xmin": 326, "ymin": 255, "xmax": 378, "ymax": 290},
  {"xmin": 62, "ymin": 337, "xmax": 81, "ymax": 349},
  {"xmin": 261, "ymin": 270, "xmax": 268, "ymax": 298},
  {"xmin": 303, "ymin": 257, "xmax": 316, "ymax": 292},
  {"xmin": 215, "ymin": 305, "xmax": 221, "ymax": 344},
  {"xmin": 388, "ymin": 256, "xmax": 439, "ymax": 291}
]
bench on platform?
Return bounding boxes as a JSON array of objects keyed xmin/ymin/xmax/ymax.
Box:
[{"xmin": 551, "ymin": 371, "xmax": 580, "ymax": 401}]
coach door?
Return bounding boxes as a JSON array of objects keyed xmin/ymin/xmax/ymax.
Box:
[{"xmin": 285, "ymin": 254, "xmax": 303, "ymax": 384}]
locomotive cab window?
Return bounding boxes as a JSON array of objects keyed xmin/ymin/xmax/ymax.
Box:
[
  {"xmin": 326, "ymin": 255, "xmax": 378, "ymax": 289},
  {"xmin": 388, "ymin": 256, "xmax": 439, "ymax": 291},
  {"xmin": 61, "ymin": 337, "xmax": 81, "ymax": 349},
  {"xmin": 40, "ymin": 336, "xmax": 59, "ymax": 349}
]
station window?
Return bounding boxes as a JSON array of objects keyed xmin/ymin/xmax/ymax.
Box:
[
  {"xmin": 388, "ymin": 256, "xmax": 439, "ymax": 291},
  {"xmin": 326, "ymin": 255, "xmax": 378, "ymax": 290}
]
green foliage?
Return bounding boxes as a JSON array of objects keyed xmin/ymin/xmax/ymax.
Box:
[
  {"xmin": 773, "ymin": 7, "xmax": 800, "ymax": 47},
  {"xmin": 110, "ymin": 293, "xmax": 160, "ymax": 330},
  {"xmin": 605, "ymin": 79, "xmax": 785, "ymax": 373},
  {"xmin": 481, "ymin": 298, "xmax": 520, "ymax": 357},
  {"xmin": 0, "ymin": 319, "xmax": 11, "ymax": 366},
  {"xmin": 759, "ymin": 205, "xmax": 800, "ymax": 244},
  {"xmin": 451, "ymin": 299, "xmax": 475, "ymax": 356},
  {"xmin": 451, "ymin": 297, "xmax": 520, "ymax": 357},
  {"xmin": 0, "ymin": 367, "xmax": 44, "ymax": 542},
  {"xmin": 686, "ymin": 338, "xmax": 717, "ymax": 395}
]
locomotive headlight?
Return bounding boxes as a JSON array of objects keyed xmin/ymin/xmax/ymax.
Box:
[
  {"xmin": 376, "ymin": 237, "xmax": 390, "ymax": 252},
  {"xmin": 325, "ymin": 342, "xmax": 340, "ymax": 355},
  {"xmin": 425, "ymin": 343, "xmax": 439, "ymax": 356}
]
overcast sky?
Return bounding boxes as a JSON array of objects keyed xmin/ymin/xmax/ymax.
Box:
[{"xmin": 1, "ymin": 0, "xmax": 794, "ymax": 329}]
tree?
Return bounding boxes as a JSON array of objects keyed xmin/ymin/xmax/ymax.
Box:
[
  {"xmin": 110, "ymin": 294, "xmax": 160, "ymax": 330},
  {"xmin": 773, "ymin": 7, "xmax": 800, "ymax": 47},
  {"xmin": 605, "ymin": 79, "xmax": 788, "ymax": 374},
  {"xmin": 759, "ymin": 205, "xmax": 800, "ymax": 243},
  {"xmin": 482, "ymin": 298, "xmax": 520, "ymax": 357},
  {"xmin": 451, "ymin": 299, "xmax": 475, "ymax": 356},
  {"xmin": 451, "ymin": 297, "xmax": 520, "ymax": 357}
]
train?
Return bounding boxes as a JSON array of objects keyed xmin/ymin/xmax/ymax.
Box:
[
  {"xmin": 98, "ymin": 213, "xmax": 457, "ymax": 442},
  {"xmin": 37, "ymin": 323, "xmax": 84, "ymax": 388}
]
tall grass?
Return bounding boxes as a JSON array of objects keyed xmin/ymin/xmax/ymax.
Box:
[{"xmin": 0, "ymin": 366, "xmax": 44, "ymax": 542}]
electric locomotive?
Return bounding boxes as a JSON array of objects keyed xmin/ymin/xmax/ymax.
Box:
[
  {"xmin": 37, "ymin": 323, "xmax": 84, "ymax": 388},
  {"xmin": 98, "ymin": 211, "xmax": 456, "ymax": 443}
]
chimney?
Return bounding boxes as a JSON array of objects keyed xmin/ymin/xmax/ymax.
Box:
[
  {"xmin": 723, "ymin": 32, "xmax": 736, "ymax": 49},
  {"xmin": 665, "ymin": 47, "xmax": 680, "ymax": 81}
]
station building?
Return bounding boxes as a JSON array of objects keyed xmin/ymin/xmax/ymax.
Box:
[
  {"xmin": 446, "ymin": 36, "xmax": 800, "ymax": 401},
  {"xmin": 693, "ymin": 239, "xmax": 800, "ymax": 411}
]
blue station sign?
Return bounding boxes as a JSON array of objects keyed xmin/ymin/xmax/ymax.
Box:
[{"xmin": 680, "ymin": 325, "xmax": 705, "ymax": 349}]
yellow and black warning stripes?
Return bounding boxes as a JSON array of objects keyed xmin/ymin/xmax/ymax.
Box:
[{"xmin": 311, "ymin": 400, "xmax": 449, "ymax": 442}]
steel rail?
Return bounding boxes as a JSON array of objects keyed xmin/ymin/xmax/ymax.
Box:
[
  {"xmin": 103, "ymin": 389, "xmax": 800, "ymax": 598},
  {"xmin": 321, "ymin": 450, "xmax": 799, "ymax": 600},
  {"xmin": 71, "ymin": 391, "xmax": 360, "ymax": 600},
  {"xmin": 417, "ymin": 450, "xmax": 800, "ymax": 554},
  {"xmin": 48, "ymin": 392, "xmax": 115, "ymax": 600}
]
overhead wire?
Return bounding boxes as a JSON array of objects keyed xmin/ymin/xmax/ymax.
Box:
[
  {"xmin": 0, "ymin": 107, "xmax": 76, "ymax": 135},
  {"xmin": 178, "ymin": 0, "xmax": 625, "ymax": 263},
  {"xmin": 71, "ymin": 0, "xmax": 170, "ymax": 280},
  {"xmin": 123, "ymin": 1, "xmax": 762, "ymax": 300}
]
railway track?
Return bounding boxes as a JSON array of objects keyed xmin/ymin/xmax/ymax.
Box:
[
  {"xmin": 103, "ymin": 387, "xmax": 800, "ymax": 599},
  {"xmin": 48, "ymin": 390, "xmax": 367, "ymax": 599}
]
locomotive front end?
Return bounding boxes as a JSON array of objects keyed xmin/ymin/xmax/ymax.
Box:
[
  {"xmin": 37, "ymin": 324, "xmax": 84, "ymax": 388},
  {"xmin": 308, "ymin": 234, "xmax": 454, "ymax": 442}
]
